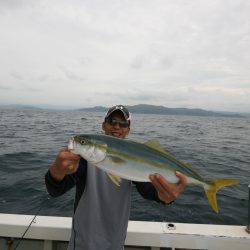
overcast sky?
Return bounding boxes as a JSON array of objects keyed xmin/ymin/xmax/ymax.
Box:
[{"xmin": 0, "ymin": 0, "xmax": 249, "ymax": 112}]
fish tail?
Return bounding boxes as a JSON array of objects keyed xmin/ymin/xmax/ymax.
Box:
[{"xmin": 204, "ymin": 178, "xmax": 239, "ymax": 213}]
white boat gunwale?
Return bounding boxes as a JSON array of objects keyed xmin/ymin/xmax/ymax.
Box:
[{"xmin": 0, "ymin": 213, "xmax": 250, "ymax": 250}]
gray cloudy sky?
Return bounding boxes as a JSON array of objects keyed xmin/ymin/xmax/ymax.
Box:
[{"xmin": 0, "ymin": 0, "xmax": 250, "ymax": 112}]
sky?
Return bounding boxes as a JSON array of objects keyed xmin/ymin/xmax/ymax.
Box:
[{"xmin": 0, "ymin": 0, "xmax": 249, "ymax": 112}]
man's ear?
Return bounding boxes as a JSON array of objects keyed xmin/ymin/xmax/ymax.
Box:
[
  {"xmin": 125, "ymin": 127, "xmax": 130, "ymax": 136},
  {"xmin": 102, "ymin": 122, "xmax": 106, "ymax": 132}
]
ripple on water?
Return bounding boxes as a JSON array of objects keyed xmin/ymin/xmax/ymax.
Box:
[{"xmin": 0, "ymin": 109, "xmax": 249, "ymax": 225}]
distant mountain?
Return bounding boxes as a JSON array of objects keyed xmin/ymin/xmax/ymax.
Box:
[
  {"xmin": 78, "ymin": 106, "xmax": 107, "ymax": 112},
  {"xmin": 0, "ymin": 104, "xmax": 41, "ymax": 110},
  {"xmin": 78, "ymin": 104, "xmax": 244, "ymax": 118},
  {"xmin": 0, "ymin": 103, "xmax": 246, "ymax": 117},
  {"xmin": 0, "ymin": 104, "xmax": 75, "ymax": 110}
]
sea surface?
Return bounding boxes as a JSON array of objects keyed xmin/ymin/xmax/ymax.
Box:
[{"xmin": 0, "ymin": 109, "xmax": 249, "ymax": 225}]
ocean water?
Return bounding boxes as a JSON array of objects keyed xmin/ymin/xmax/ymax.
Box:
[{"xmin": 0, "ymin": 109, "xmax": 249, "ymax": 225}]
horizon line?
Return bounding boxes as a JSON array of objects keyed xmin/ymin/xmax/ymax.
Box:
[{"xmin": 0, "ymin": 103, "xmax": 249, "ymax": 115}]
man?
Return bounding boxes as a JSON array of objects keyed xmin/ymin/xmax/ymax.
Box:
[{"xmin": 45, "ymin": 105, "xmax": 186, "ymax": 250}]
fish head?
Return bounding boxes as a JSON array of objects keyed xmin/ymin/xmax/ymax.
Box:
[{"xmin": 68, "ymin": 134, "xmax": 107, "ymax": 164}]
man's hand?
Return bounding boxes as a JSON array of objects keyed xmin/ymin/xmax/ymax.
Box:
[
  {"xmin": 149, "ymin": 172, "xmax": 187, "ymax": 204},
  {"xmin": 49, "ymin": 149, "xmax": 81, "ymax": 181}
]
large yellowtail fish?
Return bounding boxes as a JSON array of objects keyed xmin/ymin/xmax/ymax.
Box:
[{"xmin": 68, "ymin": 134, "xmax": 239, "ymax": 213}]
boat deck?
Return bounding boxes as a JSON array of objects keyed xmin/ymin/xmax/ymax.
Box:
[{"xmin": 0, "ymin": 213, "xmax": 249, "ymax": 250}]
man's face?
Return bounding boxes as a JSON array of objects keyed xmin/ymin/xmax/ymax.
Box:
[{"xmin": 102, "ymin": 112, "xmax": 130, "ymax": 139}]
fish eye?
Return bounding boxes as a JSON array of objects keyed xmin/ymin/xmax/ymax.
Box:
[{"xmin": 80, "ymin": 140, "xmax": 86, "ymax": 144}]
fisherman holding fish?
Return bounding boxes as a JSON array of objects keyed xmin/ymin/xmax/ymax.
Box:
[{"xmin": 45, "ymin": 105, "xmax": 187, "ymax": 250}]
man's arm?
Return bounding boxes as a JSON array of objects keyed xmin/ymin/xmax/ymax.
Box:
[
  {"xmin": 134, "ymin": 181, "xmax": 165, "ymax": 203},
  {"xmin": 134, "ymin": 172, "xmax": 187, "ymax": 204},
  {"xmin": 44, "ymin": 149, "xmax": 81, "ymax": 197},
  {"xmin": 149, "ymin": 172, "xmax": 187, "ymax": 204},
  {"xmin": 45, "ymin": 169, "xmax": 76, "ymax": 197}
]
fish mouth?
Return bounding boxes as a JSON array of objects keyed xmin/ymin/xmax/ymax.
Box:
[{"xmin": 68, "ymin": 137, "xmax": 75, "ymax": 150}]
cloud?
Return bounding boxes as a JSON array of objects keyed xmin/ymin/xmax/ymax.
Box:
[
  {"xmin": 10, "ymin": 72, "xmax": 24, "ymax": 81},
  {"xmin": 0, "ymin": 85, "xmax": 12, "ymax": 90},
  {"xmin": 59, "ymin": 66, "xmax": 86, "ymax": 82},
  {"xmin": 0, "ymin": 0, "xmax": 249, "ymax": 112}
]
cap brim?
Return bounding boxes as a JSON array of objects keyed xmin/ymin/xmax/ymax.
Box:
[{"xmin": 105, "ymin": 106, "xmax": 130, "ymax": 121}]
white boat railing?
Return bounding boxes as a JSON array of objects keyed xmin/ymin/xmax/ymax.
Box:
[
  {"xmin": 246, "ymin": 184, "xmax": 250, "ymax": 233},
  {"xmin": 0, "ymin": 213, "xmax": 250, "ymax": 250}
]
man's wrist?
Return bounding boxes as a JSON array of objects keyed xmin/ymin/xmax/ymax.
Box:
[
  {"xmin": 49, "ymin": 161, "xmax": 66, "ymax": 182},
  {"xmin": 165, "ymin": 200, "xmax": 174, "ymax": 205},
  {"xmin": 158, "ymin": 196, "xmax": 175, "ymax": 205},
  {"xmin": 160, "ymin": 199, "xmax": 174, "ymax": 205}
]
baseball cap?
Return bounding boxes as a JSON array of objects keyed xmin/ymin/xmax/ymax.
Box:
[{"xmin": 105, "ymin": 105, "xmax": 131, "ymax": 121}]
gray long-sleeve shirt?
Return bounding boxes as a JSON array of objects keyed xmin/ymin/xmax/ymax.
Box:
[{"xmin": 45, "ymin": 158, "xmax": 164, "ymax": 250}]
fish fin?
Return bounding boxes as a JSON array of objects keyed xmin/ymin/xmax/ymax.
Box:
[
  {"xmin": 145, "ymin": 140, "xmax": 201, "ymax": 178},
  {"xmin": 88, "ymin": 144, "xmax": 107, "ymax": 164},
  {"xmin": 144, "ymin": 140, "xmax": 166, "ymax": 154},
  {"xmin": 204, "ymin": 178, "xmax": 239, "ymax": 213},
  {"xmin": 109, "ymin": 155, "xmax": 126, "ymax": 164},
  {"xmin": 107, "ymin": 172, "xmax": 121, "ymax": 186},
  {"xmin": 145, "ymin": 140, "xmax": 179, "ymax": 159}
]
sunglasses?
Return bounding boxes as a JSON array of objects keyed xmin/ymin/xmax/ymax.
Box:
[{"xmin": 105, "ymin": 118, "xmax": 130, "ymax": 128}]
